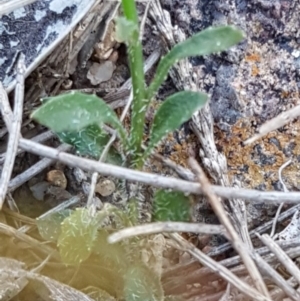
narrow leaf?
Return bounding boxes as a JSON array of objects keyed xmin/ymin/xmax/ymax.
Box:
[
  {"xmin": 124, "ymin": 264, "xmax": 163, "ymax": 301},
  {"xmin": 152, "ymin": 190, "xmax": 191, "ymax": 222},
  {"xmin": 31, "ymin": 92, "xmax": 127, "ymax": 147},
  {"xmin": 147, "ymin": 26, "xmax": 244, "ymax": 99},
  {"xmin": 57, "ymin": 208, "xmax": 99, "ymax": 265},
  {"xmin": 144, "ymin": 91, "xmax": 207, "ymax": 160},
  {"xmin": 57, "ymin": 124, "xmax": 122, "ymax": 164}
]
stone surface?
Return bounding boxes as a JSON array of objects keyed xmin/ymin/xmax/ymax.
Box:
[
  {"xmin": 0, "ymin": 0, "xmax": 97, "ymax": 92},
  {"xmin": 161, "ymin": 0, "xmax": 300, "ymax": 228}
]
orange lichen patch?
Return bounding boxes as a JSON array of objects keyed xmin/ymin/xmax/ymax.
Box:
[
  {"xmin": 245, "ymin": 53, "xmax": 261, "ymax": 62},
  {"xmin": 251, "ymin": 65, "xmax": 260, "ymax": 76},
  {"xmin": 215, "ymin": 118, "xmax": 300, "ymax": 190},
  {"xmin": 280, "ymin": 91, "xmax": 300, "ymax": 99}
]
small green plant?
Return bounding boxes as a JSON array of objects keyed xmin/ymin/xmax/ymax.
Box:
[
  {"xmin": 32, "ymin": 0, "xmax": 243, "ymax": 220},
  {"xmin": 32, "ymin": 2, "xmax": 243, "ymax": 171},
  {"xmin": 32, "ymin": 0, "xmax": 243, "ymax": 299}
]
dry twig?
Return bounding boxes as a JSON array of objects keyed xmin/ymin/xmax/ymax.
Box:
[
  {"xmin": 0, "ymin": 130, "xmax": 54, "ymax": 164},
  {"xmin": 0, "ymin": 222, "xmax": 60, "ymax": 260},
  {"xmin": 258, "ymin": 234, "xmax": 300, "ymax": 285},
  {"xmin": 188, "ymin": 157, "xmax": 270, "ymax": 298},
  {"xmin": 0, "ymin": 55, "xmax": 25, "ymax": 209},
  {"xmin": 108, "ymin": 222, "xmax": 226, "ymax": 243},
  {"xmin": 244, "ymin": 105, "xmax": 300, "ymax": 145},
  {"xmin": 14, "ymin": 137, "xmax": 300, "ymax": 204},
  {"xmin": 270, "ymin": 159, "xmax": 291, "ymax": 237},
  {"xmin": 208, "ymin": 203, "xmax": 300, "ymax": 257},
  {"xmin": 249, "ymin": 248, "xmax": 300, "ymax": 301},
  {"xmin": 170, "ymin": 233, "xmax": 270, "ymax": 301},
  {"xmin": 8, "ymin": 144, "xmax": 71, "ymax": 192}
]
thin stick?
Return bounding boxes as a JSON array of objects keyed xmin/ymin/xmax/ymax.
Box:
[
  {"xmin": 0, "ymin": 82, "xmax": 13, "ymax": 131},
  {"xmin": 170, "ymin": 233, "xmax": 270, "ymax": 301},
  {"xmin": 250, "ymin": 248, "xmax": 300, "ymax": 301},
  {"xmin": 37, "ymin": 195, "xmax": 82, "ymax": 220},
  {"xmin": 151, "ymin": 153, "xmax": 196, "ymax": 181},
  {"xmin": 16, "ymin": 138, "xmax": 300, "ymax": 204},
  {"xmin": 0, "ymin": 222, "xmax": 60, "ymax": 260},
  {"xmin": 208, "ymin": 203, "xmax": 300, "ymax": 257},
  {"xmin": 163, "ymin": 239, "xmax": 300, "ymax": 294},
  {"xmin": 108, "ymin": 222, "xmax": 226, "ymax": 243},
  {"xmin": 0, "ymin": 55, "xmax": 25, "ymax": 209},
  {"xmin": 258, "ymin": 233, "xmax": 300, "ymax": 285},
  {"xmin": 188, "ymin": 157, "xmax": 270, "ymax": 298},
  {"xmin": 244, "ymin": 104, "xmax": 300, "ymax": 145},
  {"xmin": 270, "ymin": 277, "xmax": 298, "ymax": 300},
  {"xmin": 0, "ymin": 130, "xmax": 54, "ymax": 164},
  {"xmin": 8, "ymin": 144, "xmax": 71, "ymax": 192},
  {"xmin": 270, "ymin": 159, "xmax": 291, "ymax": 237}
]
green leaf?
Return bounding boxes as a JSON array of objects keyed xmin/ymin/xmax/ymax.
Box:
[
  {"xmin": 124, "ymin": 264, "xmax": 163, "ymax": 301},
  {"xmin": 57, "ymin": 208, "xmax": 99, "ymax": 265},
  {"xmin": 144, "ymin": 91, "xmax": 207, "ymax": 161},
  {"xmin": 36, "ymin": 210, "xmax": 72, "ymax": 242},
  {"xmin": 93, "ymin": 229, "xmax": 128, "ymax": 272},
  {"xmin": 57, "ymin": 124, "xmax": 122, "ymax": 164},
  {"xmin": 115, "ymin": 17, "xmax": 138, "ymax": 43},
  {"xmin": 152, "ymin": 190, "xmax": 191, "ymax": 222},
  {"xmin": 31, "ymin": 92, "xmax": 127, "ymax": 148},
  {"xmin": 147, "ymin": 26, "xmax": 244, "ymax": 100}
]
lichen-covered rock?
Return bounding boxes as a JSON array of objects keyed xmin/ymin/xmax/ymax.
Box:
[{"xmin": 163, "ymin": 0, "xmax": 300, "ymax": 228}]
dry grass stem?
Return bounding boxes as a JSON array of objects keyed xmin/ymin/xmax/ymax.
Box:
[
  {"xmin": 250, "ymin": 249, "xmax": 300, "ymax": 301},
  {"xmin": 208, "ymin": 203, "xmax": 300, "ymax": 257},
  {"xmin": 244, "ymin": 104, "xmax": 300, "ymax": 145},
  {"xmin": 3, "ymin": 208, "xmax": 36, "ymax": 225},
  {"xmin": 170, "ymin": 233, "xmax": 271, "ymax": 301},
  {"xmin": 38, "ymin": 195, "xmax": 82, "ymax": 220},
  {"xmin": 270, "ymin": 277, "xmax": 299, "ymax": 300},
  {"xmin": 0, "ymin": 55, "xmax": 25, "ymax": 209},
  {"xmin": 163, "ymin": 239, "xmax": 300, "ymax": 294},
  {"xmin": 258, "ymin": 234, "xmax": 300, "ymax": 285},
  {"xmin": 188, "ymin": 157, "xmax": 270, "ymax": 298},
  {"xmin": 270, "ymin": 159, "xmax": 291, "ymax": 237},
  {"xmin": 8, "ymin": 144, "xmax": 71, "ymax": 192},
  {"xmin": 152, "ymin": 153, "xmax": 196, "ymax": 181},
  {"xmin": 108, "ymin": 222, "xmax": 226, "ymax": 243},
  {"xmin": 0, "ymin": 222, "xmax": 60, "ymax": 260},
  {"xmin": 13, "ymin": 138, "xmax": 300, "ymax": 204},
  {"xmin": 0, "ymin": 82, "xmax": 13, "ymax": 131},
  {"xmin": 0, "ymin": 130, "xmax": 54, "ymax": 164}
]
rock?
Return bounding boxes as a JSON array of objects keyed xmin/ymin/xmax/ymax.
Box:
[
  {"xmin": 87, "ymin": 61, "xmax": 115, "ymax": 85},
  {"xmin": 46, "ymin": 170, "xmax": 67, "ymax": 189},
  {"xmin": 95, "ymin": 179, "xmax": 116, "ymax": 197},
  {"xmin": 29, "ymin": 181, "xmax": 51, "ymax": 201}
]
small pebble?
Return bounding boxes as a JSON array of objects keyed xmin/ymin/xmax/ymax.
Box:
[
  {"xmin": 46, "ymin": 170, "xmax": 67, "ymax": 189},
  {"xmin": 95, "ymin": 179, "xmax": 116, "ymax": 196}
]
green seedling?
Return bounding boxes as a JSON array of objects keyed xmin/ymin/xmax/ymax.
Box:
[
  {"xmin": 32, "ymin": 2, "xmax": 243, "ymax": 170},
  {"xmin": 33, "ymin": 1, "xmax": 244, "ymax": 299}
]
